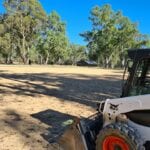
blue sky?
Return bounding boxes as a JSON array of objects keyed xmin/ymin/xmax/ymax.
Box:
[{"xmin": 0, "ymin": 0, "xmax": 150, "ymax": 45}]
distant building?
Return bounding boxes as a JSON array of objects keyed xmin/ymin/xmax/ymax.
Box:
[{"xmin": 77, "ymin": 60, "xmax": 97, "ymax": 66}]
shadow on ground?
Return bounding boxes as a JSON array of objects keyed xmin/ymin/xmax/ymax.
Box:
[
  {"xmin": 1, "ymin": 109, "xmax": 51, "ymax": 149},
  {"xmin": 1, "ymin": 108, "xmax": 76, "ymax": 148},
  {"xmin": 31, "ymin": 109, "xmax": 76, "ymax": 143},
  {"xmin": 0, "ymin": 72, "xmax": 122, "ymax": 107}
]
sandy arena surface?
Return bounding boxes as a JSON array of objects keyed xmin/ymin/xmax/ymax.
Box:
[{"xmin": 0, "ymin": 65, "xmax": 123, "ymax": 150}]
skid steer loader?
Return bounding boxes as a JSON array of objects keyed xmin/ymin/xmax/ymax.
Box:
[{"xmin": 59, "ymin": 48, "xmax": 150, "ymax": 150}]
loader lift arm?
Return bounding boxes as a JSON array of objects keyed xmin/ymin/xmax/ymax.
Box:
[{"xmin": 77, "ymin": 113, "xmax": 103, "ymax": 150}]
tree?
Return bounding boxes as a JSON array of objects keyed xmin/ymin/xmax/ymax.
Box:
[
  {"xmin": 3, "ymin": 0, "xmax": 47, "ymax": 64},
  {"xmin": 36, "ymin": 11, "xmax": 68, "ymax": 64},
  {"xmin": 81, "ymin": 4, "xmax": 150, "ymax": 68},
  {"xmin": 65, "ymin": 44, "xmax": 87, "ymax": 65},
  {"xmin": 0, "ymin": 13, "xmax": 15, "ymax": 63}
]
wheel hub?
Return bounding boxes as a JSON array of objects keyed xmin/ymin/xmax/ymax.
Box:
[{"xmin": 103, "ymin": 136, "xmax": 130, "ymax": 150}]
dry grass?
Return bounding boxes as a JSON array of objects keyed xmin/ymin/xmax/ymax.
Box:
[{"xmin": 0, "ymin": 65, "xmax": 123, "ymax": 150}]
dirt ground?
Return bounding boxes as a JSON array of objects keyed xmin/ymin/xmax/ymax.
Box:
[{"xmin": 0, "ymin": 65, "xmax": 123, "ymax": 150}]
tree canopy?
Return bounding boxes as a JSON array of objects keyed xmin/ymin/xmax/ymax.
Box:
[
  {"xmin": 0, "ymin": 2, "xmax": 149, "ymax": 67},
  {"xmin": 81, "ymin": 4, "xmax": 150, "ymax": 68}
]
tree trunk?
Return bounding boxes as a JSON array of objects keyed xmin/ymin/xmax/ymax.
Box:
[
  {"xmin": 20, "ymin": 14, "xmax": 28, "ymax": 64},
  {"xmin": 26, "ymin": 58, "xmax": 29, "ymax": 64},
  {"xmin": 105, "ymin": 57, "xmax": 109, "ymax": 68},
  {"xmin": 121, "ymin": 46, "xmax": 125, "ymax": 68},
  {"xmin": 26, "ymin": 47, "xmax": 30, "ymax": 65},
  {"xmin": 5, "ymin": 55, "xmax": 12, "ymax": 64},
  {"xmin": 121, "ymin": 58, "xmax": 125, "ymax": 68},
  {"xmin": 5, "ymin": 56, "xmax": 8, "ymax": 64},
  {"xmin": 21, "ymin": 54, "xmax": 29, "ymax": 64},
  {"xmin": 39, "ymin": 55, "xmax": 43, "ymax": 64},
  {"xmin": 111, "ymin": 63, "xmax": 115, "ymax": 69},
  {"xmin": 22, "ymin": 36, "xmax": 26, "ymax": 64},
  {"xmin": 45, "ymin": 53, "xmax": 49, "ymax": 65}
]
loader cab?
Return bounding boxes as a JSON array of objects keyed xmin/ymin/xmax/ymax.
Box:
[{"xmin": 121, "ymin": 48, "xmax": 150, "ymax": 97}]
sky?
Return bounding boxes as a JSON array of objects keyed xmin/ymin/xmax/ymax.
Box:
[{"xmin": 0, "ymin": 0, "xmax": 150, "ymax": 45}]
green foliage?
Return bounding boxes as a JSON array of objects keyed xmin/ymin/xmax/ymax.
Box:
[
  {"xmin": 36, "ymin": 11, "xmax": 69, "ymax": 64},
  {"xmin": 65, "ymin": 44, "xmax": 87, "ymax": 65},
  {"xmin": 1, "ymin": 0, "xmax": 47, "ymax": 64},
  {"xmin": 0, "ymin": 2, "xmax": 150, "ymax": 67},
  {"xmin": 81, "ymin": 4, "xmax": 150, "ymax": 68}
]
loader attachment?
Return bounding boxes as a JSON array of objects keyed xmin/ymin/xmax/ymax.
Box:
[{"xmin": 58, "ymin": 113, "xmax": 103, "ymax": 150}]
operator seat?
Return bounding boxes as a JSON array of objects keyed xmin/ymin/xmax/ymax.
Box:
[{"xmin": 126, "ymin": 110, "xmax": 150, "ymax": 127}]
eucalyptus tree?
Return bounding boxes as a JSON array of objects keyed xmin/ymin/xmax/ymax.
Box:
[
  {"xmin": 65, "ymin": 44, "xmax": 87, "ymax": 65},
  {"xmin": 3, "ymin": 0, "xmax": 47, "ymax": 64},
  {"xmin": 0, "ymin": 13, "xmax": 15, "ymax": 63},
  {"xmin": 81, "ymin": 4, "xmax": 150, "ymax": 68},
  {"xmin": 37, "ymin": 11, "xmax": 68, "ymax": 64}
]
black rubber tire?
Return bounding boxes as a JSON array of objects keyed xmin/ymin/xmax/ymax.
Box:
[{"xmin": 96, "ymin": 122, "xmax": 145, "ymax": 150}]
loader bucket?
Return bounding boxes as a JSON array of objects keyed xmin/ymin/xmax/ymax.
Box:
[
  {"xmin": 58, "ymin": 117, "xmax": 85, "ymax": 150},
  {"xmin": 58, "ymin": 113, "xmax": 103, "ymax": 150}
]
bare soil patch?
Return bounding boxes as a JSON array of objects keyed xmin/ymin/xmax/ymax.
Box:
[{"xmin": 0, "ymin": 65, "xmax": 123, "ymax": 150}]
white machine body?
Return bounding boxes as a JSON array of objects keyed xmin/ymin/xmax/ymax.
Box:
[{"xmin": 100, "ymin": 94, "xmax": 150, "ymax": 141}]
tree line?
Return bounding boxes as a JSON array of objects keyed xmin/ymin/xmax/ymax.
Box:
[
  {"xmin": 0, "ymin": 1, "xmax": 149, "ymax": 67},
  {"xmin": 0, "ymin": 0, "xmax": 87, "ymax": 65}
]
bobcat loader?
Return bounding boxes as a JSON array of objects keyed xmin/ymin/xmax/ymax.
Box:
[{"xmin": 59, "ymin": 48, "xmax": 150, "ymax": 150}]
